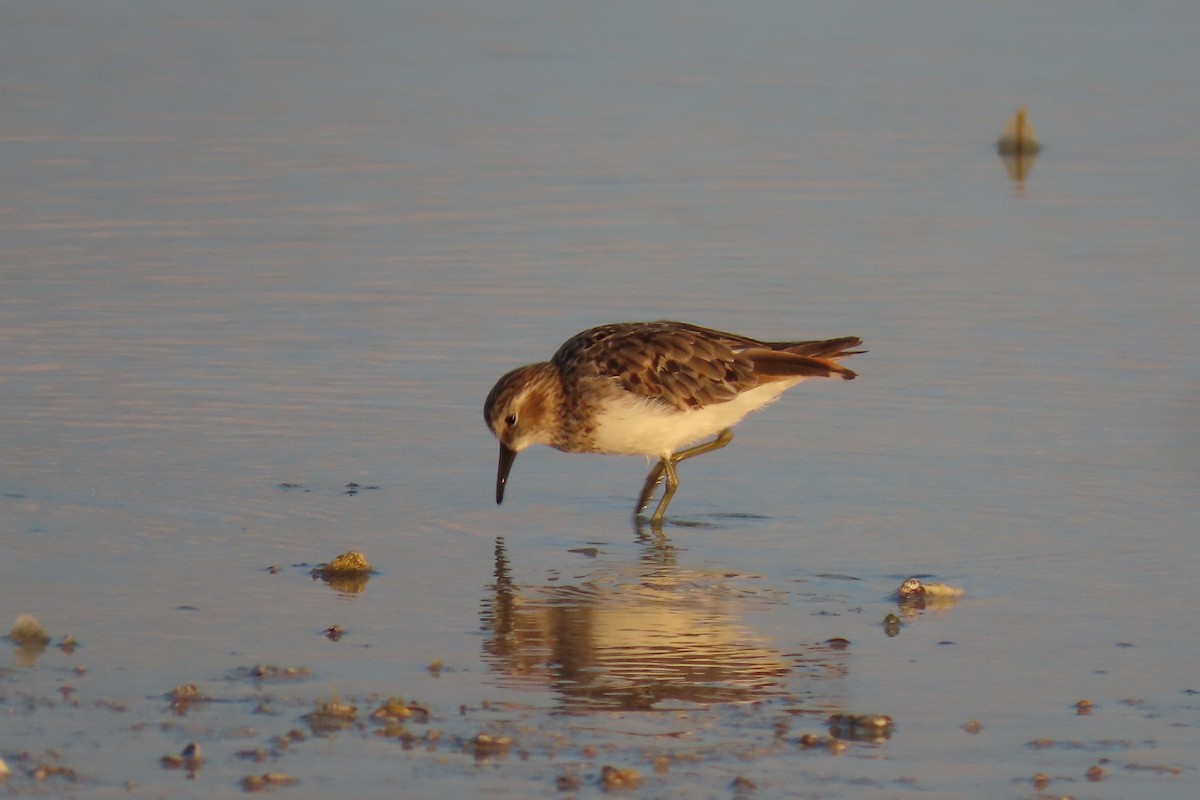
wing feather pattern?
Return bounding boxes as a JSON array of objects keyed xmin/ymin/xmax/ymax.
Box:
[{"xmin": 552, "ymin": 321, "xmax": 861, "ymax": 412}]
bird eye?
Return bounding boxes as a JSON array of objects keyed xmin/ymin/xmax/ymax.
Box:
[{"xmin": 504, "ymin": 414, "xmax": 517, "ymax": 428}]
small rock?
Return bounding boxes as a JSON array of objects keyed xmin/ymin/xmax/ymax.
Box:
[
  {"xmin": 320, "ymin": 551, "xmax": 372, "ymax": 575},
  {"xmin": 470, "ymin": 733, "xmax": 513, "ymax": 758},
  {"xmin": 242, "ymin": 773, "xmax": 297, "ymax": 792},
  {"xmin": 9, "ymin": 613, "xmax": 51, "ymax": 645},
  {"xmin": 160, "ymin": 742, "xmax": 203, "ymax": 772},
  {"xmin": 555, "ymin": 773, "xmax": 582, "ymax": 792},
  {"xmin": 599, "ymin": 765, "xmax": 641, "ymax": 789}
]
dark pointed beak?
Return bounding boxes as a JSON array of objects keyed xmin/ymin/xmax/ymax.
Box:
[{"xmin": 496, "ymin": 443, "xmax": 517, "ymax": 504}]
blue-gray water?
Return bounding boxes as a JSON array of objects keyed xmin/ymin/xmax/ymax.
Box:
[{"xmin": 3, "ymin": 1, "xmax": 1199, "ymax": 797}]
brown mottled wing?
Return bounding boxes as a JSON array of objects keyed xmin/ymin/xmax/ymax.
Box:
[{"xmin": 551, "ymin": 322, "xmax": 861, "ymax": 412}]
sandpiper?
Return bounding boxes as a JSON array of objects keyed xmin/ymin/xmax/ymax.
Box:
[{"xmin": 484, "ymin": 321, "xmax": 862, "ymax": 524}]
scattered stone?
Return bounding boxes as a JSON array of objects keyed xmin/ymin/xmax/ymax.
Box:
[
  {"xmin": 242, "ymin": 772, "xmax": 297, "ymax": 791},
  {"xmin": 324, "ymin": 625, "xmax": 344, "ymax": 641},
  {"xmin": 32, "ymin": 762, "xmax": 76, "ymax": 782},
  {"xmin": 268, "ymin": 729, "xmax": 307, "ymax": 752},
  {"xmin": 470, "ymin": 733, "xmax": 513, "ymax": 758},
  {"xmin": 962, "ymin": 719, "xmax": 982, "ymax": 734},
  {"xmin": 1075, "ymin": 699, "xmax": 1095, "ymax": 715},
  {"xmin": 828, "ymin": 713, "xmax": 893, "ymax": 742},
  {"xmin": 731, "ymin": 774, "xmax": 757, "ymax": 790},
  {"xmin": 236, "ymin": 748, "xmax": 271, "ymax": 763},
  {"xmin": 58, "ymin": 634, "xmax": 77, "ymax": 653},
  {"xmin": 166, "ymin": 684, "xmax": 212, "ymax": 715},
  {"xmin": 599, "ymin": 765, "xmax": 641, "ymax": 790},
  {"xmin": 797, "ymin": 733, "xmax": 848, "ymax": 753},
  {"xmin": 370, "ymin": 696, "xmax": 430, "ymax": 725},
  {"xmin": 312, "ymin": 551, "xmax": 373, "ymax": 592},
  {"xmin": 161, "ymin": 742, "xmax": 203, "ymax": 773},
  {"xmin": 303, "ymin": 696, "xmax": 357, "ymax": 734},
  {"xmin": 1031, "ymin": 772, "xmax": 1050, "ymax": 790},
  {"xmin": 229, "ymin": 664, "xmax": 311, "ymax": 682},
  {"xmin": 318, "ymin": 551, "xmax": 372, "ymax": 575},
  {"xmin": 1086, "ymin": 765, "xmax": 1105, "ymax": 782},
  {"xmin": 893, "ymin": 577, "xmax": 965, "ymax": 613},
  {"xmin": 8, "ymin": 613, "xmax": 51, "ymax": 645},
  {"xmin": 427, "ymin": 659, "xmax": 443, "ymax": 677},
  {"xmin": 555, "ymin": 773, "xmax": 582, "ymax": 791}
]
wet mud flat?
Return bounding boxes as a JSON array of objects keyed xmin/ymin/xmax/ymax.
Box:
[
  {"xmin": 2, "ymin": 0, "xmax": 1198, "ymax": 796},
  {"xmin": 3, "ymin": 542, "xmax": 1196, "ymax": 799}
]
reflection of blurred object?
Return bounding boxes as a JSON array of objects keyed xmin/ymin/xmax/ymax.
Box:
[
  {"xmin": 893, "ymin": 576, "xmax": 964, "ymax": 616},
  {"xmin": 13, "ymin": 640, "xmax": 49, "ymax": 667},
  {"xmin": 827, "ymin": 713, "xmax": 894, "ymax": 743},
  {"xmin": 481, "ymin": 538, "xmax": 847, "ymax": 710},
  {"xmin": 311, "ymin": 550, "xmax": 372, "ymax": 593},
  {"xmin": 318, "ymin": 572, "xmax": 370, "ymax": 594},
  {"xmin": 999, "ymin": 151, "xmax": 1038, "ymax": 182},
  {"xmin": 996, "ymin": 107, "xmax": 1040, "ymax": 155},
  {"xmin": 997, "ymin": 107, "xmax": 1040, "ymax": 182}
]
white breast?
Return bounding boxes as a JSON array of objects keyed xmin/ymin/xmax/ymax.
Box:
[{"xmin": 589, "ymin": 380, "xmax": 800, "ymax": 457}]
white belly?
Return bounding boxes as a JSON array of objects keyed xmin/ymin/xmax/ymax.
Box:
[{"xmin": 589, "ymin": 381, "xmax": 799, "ymax": 457}]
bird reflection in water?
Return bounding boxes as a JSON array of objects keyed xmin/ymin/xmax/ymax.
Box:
[{"xmin": 480, "ymin": 536, "xmax": 849, "ymax": 712}]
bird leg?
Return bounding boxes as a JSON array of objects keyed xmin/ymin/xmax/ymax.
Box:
[{"xmin": 636, "ymin": 428, "xmax": 735, "ymax": 523}]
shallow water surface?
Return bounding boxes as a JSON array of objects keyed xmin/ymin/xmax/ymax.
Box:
[{"xmin": 3, "ymin": 1, "xmax": 1199, "ymax": 797}]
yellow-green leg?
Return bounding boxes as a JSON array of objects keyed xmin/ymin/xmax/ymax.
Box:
[{"xmin": 636, "ymin": 429, "xmax": 735, "ymax": 523}]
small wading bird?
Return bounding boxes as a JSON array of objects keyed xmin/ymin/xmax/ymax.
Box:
[{"xmin": 484, "ymin": 321, "xmax": 862, "ymax": 525}]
